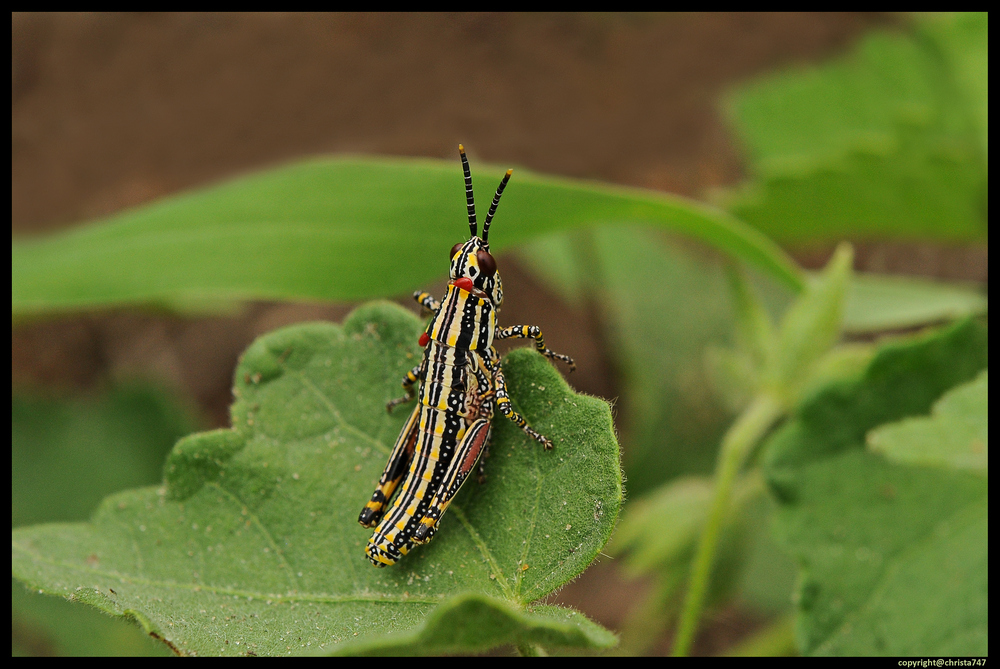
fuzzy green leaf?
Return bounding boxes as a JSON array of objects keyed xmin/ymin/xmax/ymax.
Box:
[
  {"xmin": 333, "ymin": 592, "xmax": 616, "ymax": 656},
  {"xmin": 11, "ymin": 302, "xmax": 622, "ymax": 656},
  {"xmin": 764, "ymin": 318, "xmax": 988, "ymax": 655},
  {"xmin": 721, "ymin": 28, "xmax": 987, "ymax": 245},
  {"xmin": 11, "ymin": 156, "xmax": 802, "ymax": 317},
  {"xmin": 868, "ymin": 369, "xmax": 987, "ymax": 472}
]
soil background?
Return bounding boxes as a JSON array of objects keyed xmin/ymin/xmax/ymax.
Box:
[{"xmin": 15, "ymin": 12, "xmax": 978, "ymax": 655}]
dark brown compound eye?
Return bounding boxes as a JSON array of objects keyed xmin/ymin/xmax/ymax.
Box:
[
  {"xmin": 450, "ymin": 243, "xmax": 464, "ymax": 261},
  {"xmin": 476, "ymin": 249, "xmax": 497, "ymax": 276}
]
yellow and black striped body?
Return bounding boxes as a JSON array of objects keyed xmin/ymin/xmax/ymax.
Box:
[
  {"xmin": 362, "ymin": 284, "xmax": 497, "ymax": 566},
  {"xmin": 358, "ymin": 145, "xmax": 575, "ymax": 567}
]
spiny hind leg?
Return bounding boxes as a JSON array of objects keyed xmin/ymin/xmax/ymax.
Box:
[
  {"xmin": 358, "ymin": 405, "xmax": 419, "ymax": 528},
  {"xmin": 492, "ymin": 365, "xmax": 555, "ymax": 450},
  {"xmin": 495, "ymin": 325, "xmax": 575, "ymax": 371},
  {"xmin": 413, "ymin": 419, "xmax": 492, "ymax": 543}
]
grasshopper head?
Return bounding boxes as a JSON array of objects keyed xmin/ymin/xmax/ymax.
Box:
[
  {"xmin": 448, "ymin": 237, "xmax": 503, "ymax": 307},
  {"xmin": 450, "ymin": 144, "xmax": 510, "ymax": 308}
]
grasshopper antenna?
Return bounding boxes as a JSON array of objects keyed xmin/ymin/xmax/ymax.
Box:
[
  {"xmin": 481, "ymin": 169, "xmax": 512, "ymax": 247},
  {"xmin": 459, "ymin": 145, "xmax": 477, "ymax": 239}
]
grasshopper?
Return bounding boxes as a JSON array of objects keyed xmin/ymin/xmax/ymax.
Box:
[{"xmin": 358, "ymin": 145, "xmax": 575, "ymax": 567}]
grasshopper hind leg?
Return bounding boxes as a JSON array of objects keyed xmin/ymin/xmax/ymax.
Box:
[
  {"xmin": 358, "ymin": 405, "xmax": 420, "ymax": 527},
  {"xmin": 413, "ymin": 418, "xmax": 492, "ymax": 544}
]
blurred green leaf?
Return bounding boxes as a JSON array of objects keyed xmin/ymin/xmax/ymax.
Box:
[
  {"xmin": 733, "ymin": 491, "xmax": 797, "ymax": 615},
  {"xmin": 868, "ymin": 368, "xmax": 987, "ymax": 472},
  {"xmin": 764, "ymin": 317, "xmax": 988, "ymax": 655},
  {"xmin": 12, "ymin": 385, "xmax": 197, "ymax": 528},
  {"xmin": 703, "ymin": 345, "xmax": 759, "ymax": 414},
  {"xmin": 612, "ymin": 473, "xmax": 764, "ymax": 578},
  {"xmin": 11, "ymin": 157, "xmax": 803, "ymax": 317},
  {"xmin": 11, "ymin": 302, "xmax": 622, "ymax": 656},
  {"xmin": 12, "ymin": 384, "xmax": 196, "ymax": 657},
  {"xmin": 720, "ymin": 27, "xmax": 987, "ymax": 244},
  {"xmin": 611, "ymin": 477, "xmax": 713, "ymax": 577},
  {"xmin": 521, "ymin": 226, "xmax": 808, "ymax": 493},
  {"xmin": 917, "ymin": 12, "xmax": 988, "ymax": 158},
  {"xmin": 797, "ymin": 343, "xmax": 877, "ymax": 404},
  {"xmin": 844, "ymin": 272, "xmax": 987, "ymax": 334},
  {"xmin": 765, "ymin": 244, "xmax": 852, "ymax": 405},
  {"xmin": 726, "ymin": 263, "xmax": 776, "ymax": 368},
  {"xmin": 609, "ymin": 473, "xmax": 768, "ymax": 655}
]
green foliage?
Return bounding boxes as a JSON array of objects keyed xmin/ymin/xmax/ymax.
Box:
[
  {"xmin": 764, "ymin": 318, "xmax": 988, "ymax": 655},
  {"xmin": 11, "ymin": 157, "xmax": 803, "ymax": 318},
  {"xmin": 520, "ymin": 226, "xmax": 986, "ymax": 499},
  {"xmin": 763, "ymin": 244, "xmax": 852, "ymax": 405},
  {"xmin": 521, "ymin": 228, "xmax": 750, "ymax": 495},
  {"xmin": 11, "ymin": 303, "xmax": 622, "ymax": 656},
  {"xmin": 720, "ymin": 16, "xmax": 988, "ymax": 245},
  {"xmin": 10, "ymin": 16, "xmax": 989, "ymax": 656},
  {"xmin": 868, "ymin": 369, "xmax": 987, "ymax": 472},
  {"xmin": 919, "ymin": 12, "xmax": 988, "ymax": 158},
  {"xmin": 844, "ymin": 273, "xmax": 987, "ymax": 334},
  {"xmin": 13, "ymin": 384, "xmax": 197, "ymax": 656}
]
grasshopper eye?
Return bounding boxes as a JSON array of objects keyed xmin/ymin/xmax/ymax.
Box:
[
  {"xmin": 476, "ymin": 249, "xmax": 497, "ymax": 276},
  {"xmin": 450, "ymin": 243, "xmax": 464, "ymax": 261}
]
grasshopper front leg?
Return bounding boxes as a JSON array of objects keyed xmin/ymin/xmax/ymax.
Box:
[
  {"xmin": 486, "ymin": 356, "xmax": 556, "ymax": 450},
  {"xmin": 413, "ymin": 290, "xmax": 441, "ymax": 313},
  {"xmin": 495, "ymin": 325, "xmax": 575, "ymax": 371}
]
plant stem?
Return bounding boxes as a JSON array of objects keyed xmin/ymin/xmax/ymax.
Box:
[
  {"xmin": 671, "ymin": 394, "xmax": 783, "ymax": 656},
  {"xmin": 516, "ymin": 642, "xmax": 547, "ymax": 656}
]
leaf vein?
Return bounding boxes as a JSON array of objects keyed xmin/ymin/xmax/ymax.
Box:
[
  {"xmin": 296, "ymin": 371, "xmax": 390, "ymax": 455},
  {"xmin": 206, "ymin": 482, "xmax": 300, "ymax": 593},
  {"xmin": 449, "ymin": 504, "xmax": 515, "ymax": 600}
]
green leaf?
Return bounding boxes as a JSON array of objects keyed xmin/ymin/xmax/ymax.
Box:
[
  {"xmin": 11, "ymin": 156, "xmax": 803, "ymax": 318},
  {"xmin": 917, "ymin": 12, "xmax": 988, "ymax": 158},
  {"xmin": 845, "ymin": 272, "xmax": 987, "ymax": 334},
  {"xmin": 11, "ymin": 302, "xmax": 622, "ymax": 656},
  {"xmin": 611, "ymin": 477, "xmax": 713, "ymax": 577},
  {"xmin": 765, "ymin": 244, "xmax": 852, "ymax": 405},
  {"xmin": 612, "ymin": 473, "xmax": 763, "ymax": 579},
  {"xmin": 764, "ymin": 317, "xmax": 988, "ymax": 655},
  {"xmin": 725, "ymin": 263, "xmax": 775, "ymax": 368},
  {"xmin": 333, "ymin": 592, "xmax": 615, "ymax": 656},
  {"xmin": 868, "ymin": 369, "xmax": 987, "ymax": 472},
  {"xmin": 720, "ymin": 29, "xmax": 987, "ymax": 245},
  {"xmin": 519, "ymin": 226, "xmax": 796, "ymax": 493},
  {"xmin": 13, "ymin": 384, "xmax": 197, "ymax": 657},
  {"xmin": 13, "ymin": 385, "xmax": 197, "ymax": 527}
]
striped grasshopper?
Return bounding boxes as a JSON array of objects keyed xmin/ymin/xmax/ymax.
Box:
[{"xmin": 358, "ymin": 145, "xmax": 575, "ymax": 566}]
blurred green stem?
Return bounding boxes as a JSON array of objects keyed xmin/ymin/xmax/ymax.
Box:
[
  {"xmin": 516, "ymin": 643, "xmax": 547, "ymax": 656},
  {"xmin": 671, "ymin": 393, "xmax": 783, "ymax": 656}
]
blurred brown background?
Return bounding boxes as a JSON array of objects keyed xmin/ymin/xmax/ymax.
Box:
[{"xmin": 16, "ymin": 12, "xmax": 973, "ymax": 654}]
